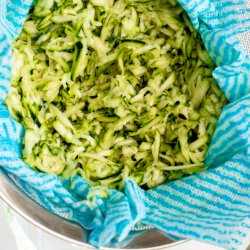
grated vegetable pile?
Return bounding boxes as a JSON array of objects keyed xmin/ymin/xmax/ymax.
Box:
[{"xmin": 6, "ymin": 0, "xmax": 227, "ymax": 189}]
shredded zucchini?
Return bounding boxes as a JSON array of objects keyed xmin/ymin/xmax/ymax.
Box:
[{"xmin": 6, "ymin": 0, "xmax": 227, "ymax": 189}]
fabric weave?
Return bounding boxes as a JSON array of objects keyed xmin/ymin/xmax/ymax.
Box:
[{"xmin": 0, "ymin": 0, "xmax": 250, "ymax": 249}]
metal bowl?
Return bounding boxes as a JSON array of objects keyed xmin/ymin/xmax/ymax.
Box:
[{"xmin": 0, "ymin": 168, "xmax": 186, "ymax": 249}]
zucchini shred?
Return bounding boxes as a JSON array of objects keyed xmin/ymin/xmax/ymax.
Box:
[{"xmin": 5, "ymin": 0, "xmax": 227, "ymax": 189}]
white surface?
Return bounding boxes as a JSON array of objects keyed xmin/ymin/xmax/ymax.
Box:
[
  {"xmin": 0, "ymin": 200, "xmax": 226, "ymax": 250},
  {"xmin": 0, "ymin": 200, "xmax": 18, "ymax": 250}
]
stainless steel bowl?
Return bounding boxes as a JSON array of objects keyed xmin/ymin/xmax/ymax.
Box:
[{"xmin": 0, "ymin": 168, "xmax": 186, "ymax": 249}]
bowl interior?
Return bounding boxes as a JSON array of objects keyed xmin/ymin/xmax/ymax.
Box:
[{"xmin": 0, "ymin": 168, "xmax": 185, "ymax": 249}]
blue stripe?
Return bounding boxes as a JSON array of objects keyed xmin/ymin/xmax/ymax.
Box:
[
  {"xmin": 210, "ymin": 106, "xmax": 249, "ymax": 139},
  {"xmin": 208, "ymin": 169, "xmax": 250, "ymax": 189},
  {"xmin": 145, "ymin": 192, "xmax": 247, "ymax": 224},
  {"xmin": 105, "ymin": 213, "xmax": 131, "ymax": 226},
  {"xmin": 144, "ymin": 210, "xmax": 241, "ymax": 236},
  {"xmin": 144, "ymin": 216, "xmax": 202, "ymax": 239},
  {"xmin": 0, "ymin": 35, "xmax": 6, "ymax": 44},
  {"xmin": 106, "ymin": 206, "xmax": 129, "ymax": 216},
  {"xmin": 197, "ymin": 172, "xmax": 250, "ymax": 199},
  {"xmin": 0, "ymin": 0, "xmax": 250, "ymax": 249},
  {"xmin": 239, "ymin": 73, "xmax": 250, "ymax": 97},
  {"xmin": 165, "ymin": 181, "xmax": 249, "ymax": 214},
  {"xmin": 211, "ymin": 142, "xmax": 247, "ymax": 164},
  {"xmin": 146, "ymin": 185, "xmax": 249, "ymax": 218},
  {"xmin": 0, "ymin": 45, "xmax": 9, "ymax": 57}
]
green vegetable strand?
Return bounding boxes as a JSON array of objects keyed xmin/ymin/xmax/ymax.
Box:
[{"xmin": 5, "ymin": 0, "xmax": 227, "ymax": 189}]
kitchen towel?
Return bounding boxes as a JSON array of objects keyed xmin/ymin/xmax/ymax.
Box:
[{"xmin": 0, "ymin": 0, "xmax": 250, "ymax": 249}]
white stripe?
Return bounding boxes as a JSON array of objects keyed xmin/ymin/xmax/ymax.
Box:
[
  {"xmin": 210, "ymin": 129, "xmax": 249, "ymax": 158},
  {"xmin": 212, "ymin": 105, "xmax": 250, "ymax": 135},
  {"xmin": 152, "ymin": 179, "xmax": 248, "ymax": 216},
  {"xmin": 173, "ymin": 179, "xmax": 250, "ymax": 211}
]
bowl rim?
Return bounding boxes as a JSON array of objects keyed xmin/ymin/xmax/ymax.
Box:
[{"xmin": 0, "ymin": 169, "xmax": 188, "ymax": 249}]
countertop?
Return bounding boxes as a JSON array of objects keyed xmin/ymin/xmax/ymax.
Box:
[{"xmin": 0, "ymin": 200, "xmax": 18, "ymax": 250}]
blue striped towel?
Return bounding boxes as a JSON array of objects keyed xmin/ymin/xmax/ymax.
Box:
[{"xmin": 0, "ymin": 0, "xmax": 250, "ymax": 249}]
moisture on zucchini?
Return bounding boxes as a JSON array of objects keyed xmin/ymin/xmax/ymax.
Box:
[{"xmin": 6, "ymin": 0, "xmax": 227, "ymax": 189}]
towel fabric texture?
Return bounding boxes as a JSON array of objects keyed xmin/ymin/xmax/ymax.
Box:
[{"xmin": 0, "ymin": 0, "xmax": 250, "ymax": 249}]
